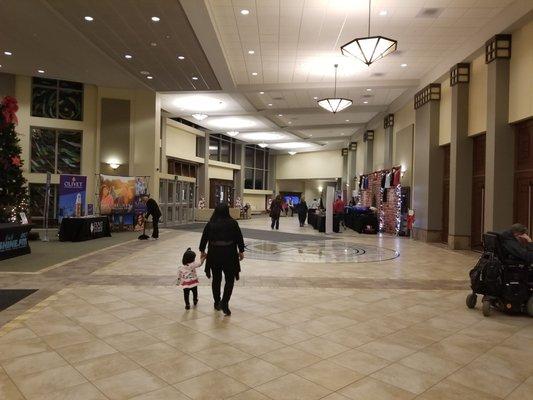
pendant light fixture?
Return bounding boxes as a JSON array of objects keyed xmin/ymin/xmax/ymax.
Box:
[
  {"xmin": 341, "ymin": 0, "xmax": 397, "ymax": 66},
  {"xmin": 317, "ymin": 64, "xmax": 353, "ymax": 114}
]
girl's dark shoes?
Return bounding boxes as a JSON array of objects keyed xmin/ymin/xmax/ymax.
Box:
[
  {"xmin": 221, "ymin": 303, "xmax": 231, "ymax": 316},
  {"xmin": 185, "ymin": 305, "xmax": 191, "ymax": 310},
  {"xmin": 193, "ymin": 298, "xmax": 198, "ymax": 306},
  {"xmin": 214, "ymin": 302, "xmax": 221, "ymax": 311}
]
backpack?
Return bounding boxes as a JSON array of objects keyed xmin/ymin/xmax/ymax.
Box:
[{"xmin": 469, "ymin": 254, "xmax": 503, "ymax": 296}]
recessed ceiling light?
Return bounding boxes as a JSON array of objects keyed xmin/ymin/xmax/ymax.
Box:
[
  {"xmin": 226, "ymin": 131, "xmax": 239, "ymax": 137},
  {"xmin": 379, "ymin": 10, "xmax": 388, "ymax": 16},
  {"xmin": 37, "ymin": 69, "xmax": 45, "ymax": 74},
  {"xmin": 3, "ymin": 51, "xmax": 12, "ymax": 56},
  {"xmin": 172, "ymin": 95, "xmax": 225, "ymax": 112},
  {"xmin": 248, "ymin": 50, "xmax": 255, "ymax": 54},
  {"xmin": 147, "ymin": 76, "xmax": 153, "ymax": 80},
  {"xmin": 84, "ymin": 16, "xmax": 93, "ymax": 21},
  {"xmin": 345, "ymin": 119, "xmax": 350, "ymax": 122},
  {"xmin": 288, "ymin": 151, "xmax": 297, "ymax": 156},
  {"xmin": 309, "ymin": 134, "xmax": 313, "ymax": 137},
  {"xmin": 150, "ymin": 42, "xmax": 157, "ymax": 47},
  {"xmin": 313, "ymin": 96, "xmax": 318, "ymax": 100},
  {"xmin": 341, "ymin": 133, "xmax": 345, "ymax": 135},
  {"xmin": 401, "ymin": 63, "xmax": 408, "ymax": 67},
  {"xmin": 192, "ymin": 76, "xmax": 199, "ymax": 80},
  {"xmin": 272, "ymin": 142, "xmax": 313, "ymax": 149},
  {"xmin": 259, "ymin": 91, "xmax": 265, "ymax": 94},
  {"xmin": 177, "ymin": 55, "xmax": 185, "ymax": 60},
  {"xmin": 363, "ymin": 101, "xmax": 368, "ymax": 104},
  {"xmin": 258, "ymin": 143, "xmax": 268, "ymax": 148},
  {"xmin": 240, "ymin": 132, "xmax": 287, "ymax": 141},
  {"xmin": 151, "ymin": 16, "xmax": 160, "ymax": 22},
  {"xmin": 288, "ymin": 121, "xmax": 292, "ymax": 124},
  {"xmin": 124, "ymin": 54, "xmax": 133, "ymax": 59},
  {"xmin": 192, "ymin": 113, "xmax": 208, "ymax": 121},
  {"xmin": 140, "ymin": 70, "xmax": 150, "ymax": 75},
  {"xmin": 240, "ymin": 9, "xmax": 250, "ymax": 15},
  {"xmin": 278, "ymin": 114, "xmax": 283, "ymax": 117},
  {"xmin": 252, "ymin": 72, "xmax": 258, "ymax": 76},
  {"xmin": 366, "ymin": 88, "xmax": 372, "ymax": 92},
  {"xmin": 268, "ymin": 103, "xmax": 272, "ymax": 106},
  {"xmin": 204, "ymin": 116, "xmax": 257, "ymax": 129}
]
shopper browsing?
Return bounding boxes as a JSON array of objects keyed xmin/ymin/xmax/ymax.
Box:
[{"xmin": 177, "ymin": 248, "xmax": 206, "ymax": 310}]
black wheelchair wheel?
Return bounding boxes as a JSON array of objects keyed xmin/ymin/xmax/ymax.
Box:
[
  {"xmin": 482, "ymin": 299, "xmax": 491, "ymax": 317},
  {"xmin": 466, "ymin": 293, "xmax": 477, "ymax": 309}
]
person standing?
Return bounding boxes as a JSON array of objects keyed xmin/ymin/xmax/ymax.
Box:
[
  {"xmin": 199, "ymin": 203, "xmax": 245, "ymax": 316},
  {"xmin": 270, "ymin": 195, "xmax": 283, "ymax": 230},
  {"xmin": 142, "ymin": 194, "xmax": 161, "ymax": 239},
  {"xmin": 296, "ymin": 196, "xmax": 308, "ymax": 227},
  {"xmin": 333, "ymin": 195, "xmax": 346, "ymax": 231}
]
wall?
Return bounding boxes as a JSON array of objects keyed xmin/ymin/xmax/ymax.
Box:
[
  {"xmin": 100, "ymin": 98, "xmax": 130, "ymax": 176},
  {"xmin": 393, "ymin": 101, "xmax": 415, "ymax": 136},
  {"xmin": 243, "ymin": 193, "xmax": 266, "ymax": 211},
  {"xmin": 208, "ymin": 165, "xmax": 234, "ymax": 181},
  {"xmin": 468, "ymin": 54, "xmax": 487, "ymax": 136},
  {"xmin": 277, "ymin": 179, "xmax": 305, "ymax": 193},
  {"xmin": 439, "ymin": 79, "xmax": 452, "ymax": 145},
  {"xmin": 275, "ymin": 150, "xmax": 343, "ymax": 180},
  {"xmin": 355, "ymin": 139, "xmax": 365, "ymax": 178},
  {"xmin": 393, "ymin": 125, "xmax": 414, "ymax": 187},
  {"xmin": 509, "ymin": 19, "xmax": 533, "ymax": 123},
  {"xmin": 372, "ymin": 125, "xmax": 386, "ymax": 170},
  {"xmin": 165, "ymin": 122, "xmax": 200, "ymax": 163}
]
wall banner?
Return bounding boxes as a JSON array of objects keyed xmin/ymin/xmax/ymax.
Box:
[
  {"xmin": 58, "ymin": 174, "xmax": 87, "ymax": 222},
  {"xmin": 99, "ymin": 175, "xmax": 136, "ymax": 214}
]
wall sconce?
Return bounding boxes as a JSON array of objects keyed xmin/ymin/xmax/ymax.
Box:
[
  {"xmin": 400, "ymin": 165, "xmax": 407, "ymax": 177},
  {"xmin": 288, "ymin": 151, "xmax": 297, "ymax": 156},
  {"xmin": 318, "ymin": 186, "xmax": 323, "ymax": 192},
  {"xmin": 341, "ymin": 148, "xmax": 349, "ymax": 156},
  {"xmin": 108, "ymin": 161, "xmax": 121, "ymax": 170}
]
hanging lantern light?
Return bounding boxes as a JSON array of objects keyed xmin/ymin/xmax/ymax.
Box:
[
  {"xmin": 317, "ymin": 64, "xmax": 353, "ymax": 113},
  {"xmin": 341, "ymin": 0, "xmax": 397, "ymax": 66}
]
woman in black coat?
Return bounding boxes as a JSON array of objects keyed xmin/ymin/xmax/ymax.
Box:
[
  {"xmin": 296, "ymin": 196, "xmax": 308, "ymax": 227},
  {"xmin": 199, "ymin": 203, "xmax": 244, "ymax": 316}
]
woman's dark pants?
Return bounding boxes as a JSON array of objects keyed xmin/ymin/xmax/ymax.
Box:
[{"xmin": 211, "ymin": 266, "xmax": 235, "ymax": 306}]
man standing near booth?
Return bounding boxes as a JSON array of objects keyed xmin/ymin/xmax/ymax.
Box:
[
  {"xmin": 333, "ymin": 195, "xmax": 346, "ymax": 232},
  {"xmin": 142, "ymin": 194, "xmax": 161, "ymax": 239}
]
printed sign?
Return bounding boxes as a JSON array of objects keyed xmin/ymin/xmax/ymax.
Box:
[
  {"xmin": 99, "ymin": 175, "xmax": 136, "ymax": 214},
  {"xmin": 58, "ymin": 175, "xmax": 87, "ymax": 222}
]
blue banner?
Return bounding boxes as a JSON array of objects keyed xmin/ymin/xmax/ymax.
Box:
[{"xmin": 58, "ymin": 174, "xmax": 87, "ymax": 222}]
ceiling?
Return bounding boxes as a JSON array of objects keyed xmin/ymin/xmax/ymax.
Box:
[{"xmin": 1, "ymin": 0, "xmax": 531, "ymax": 154}]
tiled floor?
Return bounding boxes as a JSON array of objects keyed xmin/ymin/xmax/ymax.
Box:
[{"xmin": 0, "ymin": 216, "xmax": 532, "ymax": 399}]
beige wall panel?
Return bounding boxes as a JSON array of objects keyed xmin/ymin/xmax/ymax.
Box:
[
  {"xmin": 509, "ymin": 19, "xmax": 533, "ymax": 123},
  {"xmin": 275, "ymin": 150, "xmax": 343, "ymax": 180},
  {"xmin": 209, "ymin": 165, "xmax": 234, "ymax": 180},
  {"xmin": 439, "ymin": 79, "xmax": 452, "ymax": 145},
  {"xmin": 468, "ymin": 54, "xmax": 487, "ymax": 136},
  {"xmin": 372, "ymin": 126, "xmax": 386, "ymax": 171},
  {"xmin": 166, "ymin": 124, "xmax": 198, "ymax": 162},
  {"xmin": 243, "ymin": 194, "xmax": 266, "ymax": 211},
  {"xmin": 393, "ymin": 125, "xmax": 414, "ymax": 187}
]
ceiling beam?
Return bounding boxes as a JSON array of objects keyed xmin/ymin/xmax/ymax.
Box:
[
  {"xmin": 281, "ymin": 123, "xmax": 365, "ymax": 130},
  {"xmin": 236, "ymin": 79, "xmax": 419, "ymax": 92}
]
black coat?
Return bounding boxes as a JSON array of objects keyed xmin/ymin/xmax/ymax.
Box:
[
  {"xmin": 200, "ymin": 219, "xmax": 245, "ymax": 279},
  {"xmin": 145, "ymin": 198, "xmax": 161, "ymax": 219},
  {"xmin": 500, "ymin": 230, "xmax": 533, "ymax": 264},
  {"xmin": 297, "ymin": 201, "xmax": 308, "ymax": 216}
]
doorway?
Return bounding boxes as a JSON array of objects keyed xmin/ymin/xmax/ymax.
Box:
[
  {"xmin": 514, "ymin": 119, "xmax": 533, "ymax": 233},
  {"xmin": 159, "ymin": 179, "xmax": 195, "ymax": 226},
  {"xmin": 209, "ymin": 179, "xmax": 234, "ymax": 208},
  {"xmin": 441, "ymin": 145, "xmax": 450, "ymax": 244},
  {"xmin": 471, "ymin": 134, "xmax": 486, "ymax": 250}
]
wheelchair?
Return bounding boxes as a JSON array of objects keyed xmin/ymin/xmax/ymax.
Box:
[{"xmin": 466, "ymin": 232, "xmax": 533, "ymax": 317}]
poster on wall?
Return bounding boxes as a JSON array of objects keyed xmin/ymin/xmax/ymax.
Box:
[
  {"xmin": 58, "ymin": 174, "xmax": 87, "ymax": 222},
  {"xmin": 99, "ymin": 175, "xmax": 135, "ymax": 214}
]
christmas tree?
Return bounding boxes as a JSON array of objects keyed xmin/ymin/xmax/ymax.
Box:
[{"xmin": 0, "ymin": 96, "xmax": 28, "ymax": 223}]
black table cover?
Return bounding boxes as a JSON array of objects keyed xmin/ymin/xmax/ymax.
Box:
[
  {"xmin": 0, "ymin": 223, "xmax": 33, "ymax": 260},
  {"xmin": 59, "ymin": 217, "xmax": 111, "ymax": 242}
]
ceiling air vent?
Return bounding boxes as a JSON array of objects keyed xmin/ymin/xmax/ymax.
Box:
[
  {"xmin": 362, "ymin": 94, "xmax": 373, "ymax": 98},
  {"xmin": 371, "ymin": 72, "xmax": 385, "ymax": 77},
  {"xmin": 416, "ymin": 8, "xmax": 444, "ymax": 18},
  {"xmin": 272, "ymin": 97, "xmax": 285, "ymax": 100}
]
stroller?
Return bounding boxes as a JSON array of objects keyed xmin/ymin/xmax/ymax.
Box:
[{"xmin": 466, "ymin": 232, "xmax": 533, "ymax": 317}]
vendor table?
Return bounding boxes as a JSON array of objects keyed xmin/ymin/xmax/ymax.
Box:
[
  {"xmin": 310, "ymin": 214, "xmax": 326, "ymax": 233},
  {"xmin": 59, "ymin": 216, "xmax": 111, "ymax": 242},
  {"xmin": 0, "ymin": 223, "xmax": 33, "ymax": 261}
]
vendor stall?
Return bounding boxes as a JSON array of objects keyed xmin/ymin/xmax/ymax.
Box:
[
  {"xmin": 0, "ymin": 223, "xmax": 33, "ymax": 260},
  {"xmin": 59, "ymin": 216, "xmax": 111, "ymax": 242}
]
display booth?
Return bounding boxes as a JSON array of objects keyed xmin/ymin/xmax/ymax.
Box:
[{"xmin": 0, "ymin": 223, "xmax": 33, "ymax": 260}]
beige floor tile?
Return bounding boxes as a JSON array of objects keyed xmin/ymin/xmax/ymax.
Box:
[
  {"xmin": 0, "ymin": 369, "xmax": 24, "ymax": 400},
  {"xmin": 129, "ymin": 386, "xmax": 190, "ymax": 400},
  {"xmin": 293, "ymin": 337, "xmax": 350, "ymax": 358},
  {"xmin": 203, "ymin": 326, "xmax": 255, "ymax": 343},
  {"xmin": 235, "ymin": 317, "xmax": 283, "ymax": 334},
  {"xmin": 175, "ymin": 370, "xmax": 248, "ymax": 400},
  {"xmin": 506, "ymin": 376, "xmax": 533, "ymax": 400},
  {"xmin": 320, "ymin": 394, "xmax": 351, "ymax": 400},
  {"xmin": 124, "ymin": 342, "xmax": 183, "ymax": 366},
  {"xmin": 220, "ymin": 357, "xmax": 287, "ymax": 387},
  {"xmin": 329, "ymin": 349, "xmax": 391, "ymax": 375},
  {"xmin": 192, "ymin": 344, "xmax": 251, "ymax": 368},
  {"xmin": 93, "ymin": 368, "xmax": 166, "ymax": 400},
  {"xmin": 227, "ymin": 389, "xmax": 271, "ymax": 400},
  {"xmin": 145, "ymin": 354, "xmax": 213, "ymax": 384},
  {"xmin": 2, "ymin": 350, "xmax": 67, "ymax": 378},
  {"xmin": 320, "ymin": 328, "xmax": 374, "ymax": 348},
  {"xmin": 261, "ymin": 326, "xmax": 314, "ymax": 345},
  {"xmin": 296, "ymin": 360, "xmax": 363, "ymax": 391},
  {"xmin": 255, "ymin": 373, "xmax": 331, "ymax": 400},
  {"xmin": 146, "ymin": 322, "xmax": 196, "ymax": 341},
  {"xmin": 83, "ymin": 321, "xmax": 138, "ymax": 338},
  {"xmin": 0, "ymin": 338, "xmax": 49, "ymax": 361},
  {"xmin": 11, "ymin": 365, "xmax": 87, "ymax": 400},
  {"xmin": 259, "ymin": 346, "xmax": 321, "ymax": 372},
  {"xmin": 166, "ymin": 332, "xmax": 223, "ymax": 353},
  {"xmin": 357, "ymin": 340, "xmax": 415, "ymax": 361},
  {"xmin": 446, "ymin": 367, "xmax": 520, "ymax": 398},
  {"xmin": 74, "ymin": 352, "xmax": 139, "ymax": 381},
  {"xmin": 103, "ymin": 330, "xmax": 160, "ymax": 352},
  {"xmin": 0, "ymin": 327, "xmax": 37, "ymax": 344},
  {"xmin": 32, "ymin": 382, "xmax": 107, "ymax": 400},
  {"xmin": 231, "ymin": 334, "xmax": 285, "ymax": 356},
  {"xmin": 416, "ymin": 380, "xmax": 501, "ymax": 400},
  {"xmin": 76, "ymin": 312, "xmax": 121, "ymax": 326},
  {"xmin": 57, "ymin": 339, "xmax": 117, "ymax": 364},
  {"xmin": 40, "ymin": 327, "xmax": 96, "ymax": 349},
  {"xmin": 398, "ymin": 351, "xmax": 462, "ymax": 379},
  {"xmin": 125, "ymin": 315, "xmax": 175, "ymax": 330},
  {"xmin": 110, "ymin": 307, "xmax": 152, "ymax": 320},
  {"xmin": 423, "ymin": 342, "xmax": 481, "ymax": 365},
  {"xmin": 470, "ymin": 347, "xmax": 533, "ymax": 382},
  {"xmin": 371, "ymin": 363, "xmax": 441, "ymax": 395},
  {"xmin": 339, "ymin": 377, "xmax": 416, "ymax": 400}
]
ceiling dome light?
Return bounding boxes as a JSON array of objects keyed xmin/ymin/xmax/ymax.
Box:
[
  {"xmin": 288, "ymin": 151, "xmax": 297, "ymax": 156},
  {"xmin": 268, "ymin": 103, "xmax": 273, "ymax": 106},
  {"xmin": 147, "ymin": 76, "xmax": 153, "ymax": 80},
  {"xmin": 173, "ymin": 96, "xmax": 225, "ymax": 112},
  {"xmin": 150, "ymin": 42, "xmax": 157, "ymax": 47},
  {"xmin": 124, "ymin": 54, "xmax": 133, "ymax": 59},
  {"xmin": 240, "ymin": 9, "xmax": 250, "ymax": 15},
  {"xmin": 248, "ymin": 50, "xmax": 255, "ymax": 54},
  {"xmin": 151, "ymin": 16, "xmax": 160, "ymax": 22},
  {"xmin": 379, "ymin": 10, "xmax": 388, "ymax": 16},
  {"xmin": 273, "ymin": 142, "xmax": 313, "ymax": 149},
  {"xmin": 140, "ymin": 70, "xmax": 150, "ymax": 75},
  {"xmin": 363, "ymin": 101, "xmax": 368, "ymax": 104},
  {"xmin": 341, "ymin": 0, "xmax": 397, "ymax": 66},
  {"xmin": 401, "ymin": 63, "xmax": 408, "ymax": 67},
  {"xmin": 37, "ymin": 69, "xmax": 45, "ymax": 74},
  {"xmin": 366, "ymin": 88, "xmax": 372, "ymax": 91},
  {"xmin": 317, "ymin": 64, "xmax": 353, "ymax": 113},
  {"xmin": 205, "ymin": 117, "xmax": 257, "ymax": 130},
  {"xmin": 259, "ymin": 91, "xmax": 265, "ymax": 94},
  {"xmin": 258, "ymin": 143, "xmax": 268, "ymax": 148},
  {"xmin": 3, "ymin": 51, "xmax": 13, "ymax": 56},
  {"xmin": 192, "ymin": 113, "xmax": 208, "ymax": 121},
  {"xmin": 278, "ymin": 114, "xmax": 283, "ymax": 117},
  {"xmin": 192, "ymin": 76, "xmax": 199, "ymax": 80},
  {"xmin": 226, "ymin": 131, "xmax": 239, "ymax": 137},
  {"xmin": 84, "ymin": 16, "xmax": 94, "ymax": 21},
  {"xmin": 240, "ymin": 132, "xmax": 286, "ymax": 141},
  {"xmin": 177, "ymin": 55, "xmax": 185, "ymax": 60},
  {"xmin": 252, "ymin": 72, "xmax": 258, "ymax": 76}
]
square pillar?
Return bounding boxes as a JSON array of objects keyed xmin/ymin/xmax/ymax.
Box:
[
  {"xmin": 412, "ymin": 84, "xmax": 443, "ymax": 242},
  {"xmin": 347, "ymin": 141, "xmax": 357, "ymax": 197},
  {"xmin": 363, "ymin": 130, "xmax": 374, "ymax": 173},
  {"xmin": 384, "ymin": 114, "xmax": 394, "ymax": 168},
  {"xmin": 234, "ymin": 143, "xmax": 245, "ymax": 201},
  {"xmin": 197, "ymin": 133, "xmax": 210, "ymax": 204},
  {"xmin": 484, "ymin": 34, "xmax": 514, "ymax": 232},
  {"xmin": 449, "ymin": 63, "xmax": 472, "ymax": 249}
]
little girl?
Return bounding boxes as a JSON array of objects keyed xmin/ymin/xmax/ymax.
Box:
[{"xmin": 177, "ymin": 248, "xmax": 205, "ymax": 310}]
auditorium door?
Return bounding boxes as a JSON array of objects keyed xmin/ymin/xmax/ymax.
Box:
[
  {"xmin": 471, "ymin": 134, "xmax": 486, "ymax": 250},
  {"xmin": 514, "ymin": 119, "xmax": 533, "ymax": 233}
]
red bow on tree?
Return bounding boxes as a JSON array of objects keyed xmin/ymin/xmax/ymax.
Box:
[
  {"xmin": 1, "ymin": 96, "xmax": 19, "ymax": 126},
  {"xmin": 11, "ymin": 155, "xmax": 21, "ymax": 167}
]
